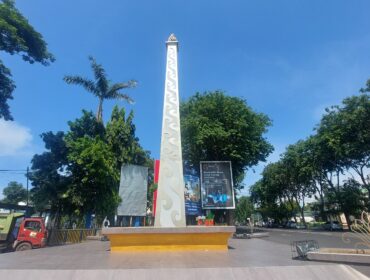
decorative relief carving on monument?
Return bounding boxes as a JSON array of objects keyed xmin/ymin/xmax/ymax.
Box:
[
  {"xmin": 342, "ymin": 211, "xmax": 370, "ymax": 251},
  {"xmin": 155, "ymin": 41, "xmax": 185, "ymax": 227}
]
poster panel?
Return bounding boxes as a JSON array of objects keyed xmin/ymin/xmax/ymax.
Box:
[
  {"xmin": 200, "ymin": 161, "xmax": 235, "ymax": 209},
  {"xmin": 117, "ymin": 164, "xmax": 148, "ymax": 216},
  {"xmin": 184, "ymin": 174, "xmax": 201, "ymax": 216}
]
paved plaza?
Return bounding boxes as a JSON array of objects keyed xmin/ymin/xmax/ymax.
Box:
[{"xmin": 0, "ymin": 229, "xmax": 369, "ymax": 279}]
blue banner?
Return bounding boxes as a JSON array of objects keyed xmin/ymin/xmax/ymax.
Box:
[{"xmin": 184, "ymin": 174, "xmax": 202, "ymax": 216}]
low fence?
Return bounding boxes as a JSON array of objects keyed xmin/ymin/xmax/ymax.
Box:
[{"xmin": 47, "ymin": 228, "xmax": 100, "ymax": 246}]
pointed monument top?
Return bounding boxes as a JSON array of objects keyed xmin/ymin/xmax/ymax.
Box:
[
  {"xmin": 168, "ymin": 33, "xmax": 178, "ymax": 42},
  {"xmin": 166, "ymin": 33, "xmax": 179, "ymax": 49}
]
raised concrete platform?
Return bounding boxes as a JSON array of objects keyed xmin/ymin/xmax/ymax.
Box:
[
  {"xmin": 102, "ymin": 226, "xmax": 235, "ymax": 251},
  {"xmin": 307, "ymin": 248, "xmax": 370, "ymax": 265}
]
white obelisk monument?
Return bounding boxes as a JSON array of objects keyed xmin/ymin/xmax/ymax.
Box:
[
  {"xmin": 103, "ymin": 35, "xmax": 235, "ymax": 251},
  {"xmin": 155, "ymin": 34, "xmax": 186, "ymax": 227}
]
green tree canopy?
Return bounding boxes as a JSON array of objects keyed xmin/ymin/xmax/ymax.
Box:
[
  {"xmin": 1, "ymin": 181, "xmax": 27, "ymax": 204},
  {"xmin": 180, "ymin": 91, "xmax": 273, "ymax": 189},
  {"xmin": 30, "ymin": 108, "xmax": 151, "ymax": 224},
  {"xmin": 326, "ymin": 179, "xmax": 367, "ymax": 222},
  {"xmin": 0, "ymin": 0, "xmax": 54, "ymax": 120},
  {"xmin": 29, "ymin": 131, "xmax": 72, "ymax": 214},
  {"xmin": 251, "ymin": 84, "xmax": 370, "ymax": 225},
  {"xmin": 0, "ymin": 60, "xmax": 15, "ymax": 120},
  {"xmin": 67, "ymin": 110, "xmax": 105, "ymax": 140},
  {"xmin": 65, "ymin": 135, "xmax": 119, "ymax": 219},
  {"xmin": 250, "ymin": 179, "xmax": 299, "ymax": 223},
  {"xmin": 235, "ymin": 196, "xmax": 254, "ymax": 224},
  {"xmin": 64, "ymin": 56, "xmax": 136, "ymax": 122},
  {"xmin": 106, "ymin": 106, "xmax": 151, "ymax": 171},
  {"xmin": 316, "ymin": 94, "xmax": 370, "ymax": 193}
]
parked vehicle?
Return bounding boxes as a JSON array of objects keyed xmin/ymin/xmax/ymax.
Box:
[
  {"xmin": 323, "ymin": 221, "xmax": 342, "ymax": 231},
  {"xmin": 285, "ymin": 221, "xmax": 297, "ymax": 229},
  {"xmin": 0, "ymin": 213, "xmax": 47, "ymax": 252},
  {"xmin": 266, "ymin": 221, "xmax": 281, "ymax": 228}
]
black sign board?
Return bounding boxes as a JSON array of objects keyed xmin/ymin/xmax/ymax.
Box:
[{"xmin": 200, "ymin": 161, "xmax": 235, "ymax": 209}]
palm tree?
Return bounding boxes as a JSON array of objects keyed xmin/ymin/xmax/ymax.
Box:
[{"xmin": 64, "ymin": 56, "xmax": 136, "ymax": 122}]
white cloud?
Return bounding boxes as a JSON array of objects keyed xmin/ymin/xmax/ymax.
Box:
[{"xmin": 0, "ymin": 120, "xmax": 33, "ymax": 156}]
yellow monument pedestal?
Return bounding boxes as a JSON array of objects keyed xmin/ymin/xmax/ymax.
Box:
[{"xmin": 102, "ymin": 226, "xmax": 235, "ymax": 252}]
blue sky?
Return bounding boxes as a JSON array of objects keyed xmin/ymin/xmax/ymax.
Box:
[{"xmin": 1, "ymin": 0, "xmax": 370, "ymax": 197}]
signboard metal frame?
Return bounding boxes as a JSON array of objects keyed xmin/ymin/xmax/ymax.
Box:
[{"xmin": 200, "ymin": 161, "xmax": 235, "ymax": 209}]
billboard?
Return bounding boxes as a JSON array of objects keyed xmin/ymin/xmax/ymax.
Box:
[
  {"xmin": 117, "ymin": 164, "xmax": 148, "ymax": 216},
  {"xmin": 200, "ymin": 161, "xmax": 235, "ymax": 209},
  {"xmin": 184, "ymin": 174, "xmax": 201, "ymax": 216}
]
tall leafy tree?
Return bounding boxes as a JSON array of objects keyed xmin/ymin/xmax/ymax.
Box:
[
  {"xmin": 65, "ymin": 135, "xmax": 120, "ymax": 221},
  {"xmin": 281, "ymin": 142, "xmax": 316, "ymax": 225},
  {"xmin": 235, "ymin": 196, "xmax": 254, "ymax": 224},
  {"xmin": 299, "ymin": 136, "xmax": 330, "ymax": 220},
  {"xmin": 67, "ymin": 110, "xmax": 105, "ymax": 140},
  {"xmin": 0, "ymin": 60, "xmax": 15, "ymax": 120},
  {"xmin": 63, "ymin": 111, "xmax": 118, "ymax": 220},
  {"xmin": 180, "ymin": 91, "xmax": 273, "ymax": 190},
  {"xmin": 64, "ymin": 56, "xmax": 136, "ymax": 123},
  {"xmin": 1, "ymin": 181, "xmax": 27, "ymax": 204},
  {"xmin": 30, "ymin": 108, "xmax": 150, "ymax": 224},
  {"xmin": 252, "ymin": 81, "xmax": 369, "ymax": 226},
  {"xmin": 106, "ymin": 105, "xmax": 150, "ymax": 171},
  {"xmin": 0, "ymin": 0, "xmax": 54, "ymax": 120},
  {"xmin": 29, "ymin": 131, "xmax": 71, "ymax": 216},
  {"xmin": 105, "ymin": 106, "xmax": 153, "ymax": 213},
  {"xmin": 250, "ymin": 179, "xmax": 299, "ymax": 223},
  {"xmin": 257, "ymin": 162, "xmax": 300, "ymax": 223},
  {"xmin": 316, "ymin": 94, "xmax": 370, "ymax": 200},
  {"xmin": 360, "ymin": 78, "xmax": 370, "ymax": 93},
  {"xmin": 326, "ymin": 179, "xmax": 367, "ymax": 224}
]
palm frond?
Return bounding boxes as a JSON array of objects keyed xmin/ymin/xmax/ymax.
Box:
[
  {"xmin": 106, "ymin": 80, "xmax": 137, "ymax": 95},
  {"xmin": 88, "ymin": 56, "xmax": 108, "ymax": 94},
  {"xmin": 107, "ymin": 92, "xmax": 135, "ymax": 104},
  {"xmin": 63, "ymin": 75, "xmax": 97, "ymax": 94}
]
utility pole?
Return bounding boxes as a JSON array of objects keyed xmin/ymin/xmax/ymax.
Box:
[{"xmin": 26, "ymin": 166, "xmax": 29, "ymax": 212}]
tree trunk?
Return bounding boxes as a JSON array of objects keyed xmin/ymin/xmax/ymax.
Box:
[
  {"xmin": 344, "ymin": 212, "xmax": 351, "ymax": 231},
  {"xmin": 279, "ymin": 197, "xmax": 290, "ymax": 222},
  {"xmin": 96, "ymin": 99, "xmax": 103, "ymax": 122},
  {"xmin": 315, "ymin": 178, "xmax": 327, "ymax": 221},
  {"xmin": 287, "ymin": 196, "xmax": 297, "ymax": 223},
  {"xmin": 319, "ymin": 193, "xmax": 326, "ymax": 221},
  {"xmin": 301, "ymin": 195, "xmax": 307, "ymax": 226},
  {"xmin": 300, "ymin": 205, "xmax": 306, "ymax": 227},
  {"xmin": 294, "ymin": 195, "xmax": 306, "ymax": 227}
]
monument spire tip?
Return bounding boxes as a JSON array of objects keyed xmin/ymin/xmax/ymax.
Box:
[{"xmin": 168, "ymin": 33, "xmax": 178, "ymax": 42}]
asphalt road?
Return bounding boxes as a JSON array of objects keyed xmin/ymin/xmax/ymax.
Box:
[
  {"xmin": 263, "ymin": 228, "xmax": 370, "ymax": 277},
  {"xmin": 0, "ymin": 228, "xmax": 368, "ymax": 278},
  {"xmin": 264, "ymin": 228, "xmax": 356, "ymax": 248}
]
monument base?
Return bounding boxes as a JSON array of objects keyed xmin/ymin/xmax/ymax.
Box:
[{"xmin": 102, "ymin": 226, "xmax": 235, "ymax": 252}]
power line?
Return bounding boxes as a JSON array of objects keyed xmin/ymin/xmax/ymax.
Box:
[
  {"xmin": 0, "ymin": 172, "xmax": 26, "ymax": 175},
  {"xmin": 0, "ymin": 169, "xmax": 27, "ymax": 172}
]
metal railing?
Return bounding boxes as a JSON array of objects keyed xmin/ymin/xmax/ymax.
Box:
[{"xmin": 47, "ymin": 228, "xmax": 100, "ymax": 246}]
